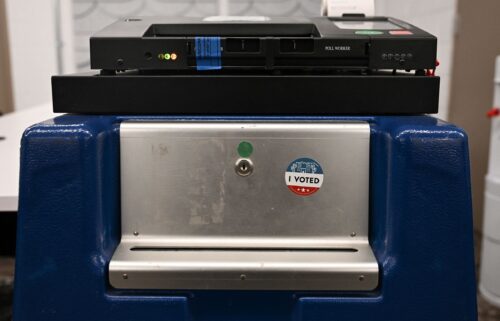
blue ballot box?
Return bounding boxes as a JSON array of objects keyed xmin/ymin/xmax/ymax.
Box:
[{"xmin": 13, "ymin": 115, "xmax": 477, "ymax": 321}]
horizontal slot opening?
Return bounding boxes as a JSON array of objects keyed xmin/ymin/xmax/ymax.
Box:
[
  {"xmin": 144, "ymin": 23, "xmax": 320, "ymax": 37},
  {"xmin": 130, "ymin": 247, "xmax": 358, "ymax": 252}
]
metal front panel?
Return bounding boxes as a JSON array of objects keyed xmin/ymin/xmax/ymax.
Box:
[
  {"xmin": 120, "ymin": 122, "xmax": 370, "ymax": 248},
  {"xmin": 113, "ymin": 121, "xmax": 377, "ymax": 290},
  {"xmin": 109, "ymin": 244, "xmax": 378, "ymax": 290}
]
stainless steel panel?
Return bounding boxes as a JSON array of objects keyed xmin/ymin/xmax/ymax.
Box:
[
  {"xmin": 120, "ymin": 122, "xmax": 370, "ymax": 246},
  {"xmin": 112, "ymin": 121, "xmax": 378, "ymax": 290},
  {"xmin": 109, "ymin": 244, "xmax": 378, "ymax": 290}
]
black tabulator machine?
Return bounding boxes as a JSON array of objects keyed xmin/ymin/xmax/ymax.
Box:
[{"xmin": 13, "ymin": 15, "xmax": 478, "ymax": 321}]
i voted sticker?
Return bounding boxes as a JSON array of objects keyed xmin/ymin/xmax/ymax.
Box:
[{"xmin": 285, "ymin": 158, "xmax": 324, "ymax": 196}]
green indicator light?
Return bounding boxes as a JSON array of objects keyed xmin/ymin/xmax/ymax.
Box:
[
  {"xmin": 158, "ymin": 53, "xmax": 164, "ymax": 60},
  {"xmin": 355, "ymin": 30, "xmax": 384, "ymax": 35},
  {"xmin": 237, "ymin": 141, "xmax": 253, "ymax": 158},
  {"xmin": 164, "ymin": 53, "xmax": 171, "ymax": 60}
]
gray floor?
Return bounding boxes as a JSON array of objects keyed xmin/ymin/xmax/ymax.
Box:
[
  {"xmin": 475, "ymin": 232, "xmax": 500, "ymax": 321},
  {"xmin": 479, "ymin": 294, "xmax": 500, "ymax": 321},
  {"xmin": 0, "ymin": 257, "xmax": 13, "ymax": 321},
  {"xmin": 1, "ymin": 252, "xmax": 499, "ymax": 321}
]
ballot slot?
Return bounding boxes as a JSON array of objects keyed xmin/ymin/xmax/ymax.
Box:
[
  {"xmin": 129, "ymin": 247, "xmax": 359, "ymax": 252},
  {"xmin": 111, "ymin": 121, "xmax": 378, "ymax": 291}
]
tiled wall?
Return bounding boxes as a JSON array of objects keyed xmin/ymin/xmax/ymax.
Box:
[{"xmin": 72, "ymin": 0, "xmax": 457, "ymax": 118}]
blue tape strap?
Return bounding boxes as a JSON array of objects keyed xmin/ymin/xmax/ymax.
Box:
[{"xmin": 195, "ymin": 36, "xmax": 222, "ymax": 71}]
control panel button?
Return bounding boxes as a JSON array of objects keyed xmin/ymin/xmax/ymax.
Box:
[
  {"xmin": 355, "ymin": 30, "xmax": 384, "ymax": 35},
  {"xmin": 226, "ymin": 38, "xmax": 260, "ymax": 52},
  {"xmin": 389, "ymin": 30, "xmax": 413, "ymax": 35},
  {"xmin": 280, "ymin": 39, "xmax": 314, "ymax": 53},
  {"xmin": 382, "ymin": 53, "xmax": 413, "ymax": 62}
]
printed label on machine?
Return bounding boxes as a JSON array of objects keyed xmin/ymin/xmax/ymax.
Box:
[{"xmin": 285, "ymin": 158, "xmax": 324, "ymax": 196}]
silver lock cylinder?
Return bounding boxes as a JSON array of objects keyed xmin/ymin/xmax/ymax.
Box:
[{"xmin": 235, "ymin": 158, "xmax": 254, "ymax": 177}]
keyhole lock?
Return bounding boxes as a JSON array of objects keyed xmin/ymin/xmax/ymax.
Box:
[{"xmin": 235, "ymin": 158, "xmax": 254, "ymax": 177}]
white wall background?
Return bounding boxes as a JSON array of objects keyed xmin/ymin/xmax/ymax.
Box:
[
  {"xmin": 4, "ymin": 0, "xmax": 74, "ymax": 111},
  {"xmin": 4, "ymin": 0, "xmax": 456, "ymax": 119},
  {"xmin": 4, "ymin": 1, "xmax": 58, "ymax": 110}
]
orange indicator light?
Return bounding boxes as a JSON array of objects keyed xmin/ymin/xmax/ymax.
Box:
[{"xmin": 170, "ymin": 53, "xmax": 178, "ymax": 61}]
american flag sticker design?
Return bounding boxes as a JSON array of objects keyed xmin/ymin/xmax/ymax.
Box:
[{"xmin": 285, "ymin": 157, "xmax": 324, "ymax": 196}]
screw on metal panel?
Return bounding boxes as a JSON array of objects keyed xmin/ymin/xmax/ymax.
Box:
[
  {"xmin": 358, "ymin": 275, "xmax": 365, "ymax": 281},
  {"xmin": 122, "ymin": 273, "xmax": 128, "ymax": 279},
  {"xmin": 133, "ymin": 231, "xmax": 139, "ymax": 236},
  {"xmin": 240, "ymin": 274, "xmax": 247, "ymax": 281},
  {"xmin": 350, "ymin": 232, "xmax": 356, "ymax": 237}
]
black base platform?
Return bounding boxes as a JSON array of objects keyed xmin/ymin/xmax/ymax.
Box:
[{"xmin": 52, "ymin": 71, "xmax": 439, "ymax": 115}]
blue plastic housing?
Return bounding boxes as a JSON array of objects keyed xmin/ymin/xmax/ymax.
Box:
[{"xmin": 14, "ymin": 115, "xmax": 477, "ymax": 321}]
